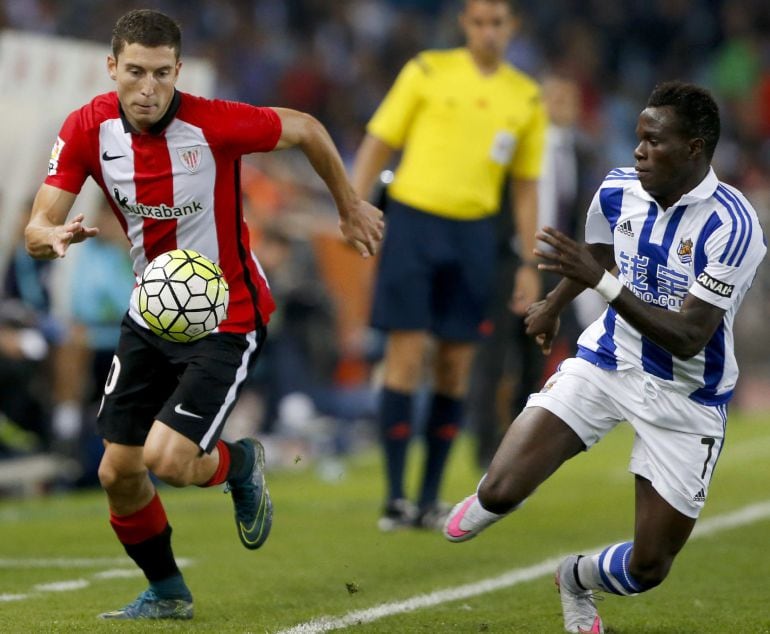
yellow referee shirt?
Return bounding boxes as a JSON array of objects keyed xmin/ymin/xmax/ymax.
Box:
[{"xmin": 367, "ymin": 48, "xmax": 547, "ymax": 220}]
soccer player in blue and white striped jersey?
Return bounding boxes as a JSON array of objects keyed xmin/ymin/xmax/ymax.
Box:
[{"xmin": 444, "ymin": 81, "xmax": 766, "ymax": 633}]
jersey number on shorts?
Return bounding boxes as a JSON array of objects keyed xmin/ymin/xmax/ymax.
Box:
[
  {"xmin": 700, "ymin": 437, "xmax": 715, "ymax": 479},
  {"xmin": 97, "ymin": 355, "xmax": 122, "ymax": 419}
]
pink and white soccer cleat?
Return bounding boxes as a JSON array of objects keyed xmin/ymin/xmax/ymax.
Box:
[{"xmin": 442, "ymin": 493, "xmax": 504, "ymax": 543}]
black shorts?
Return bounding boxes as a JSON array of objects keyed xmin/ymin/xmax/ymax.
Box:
[
  {"xmin": 97, "ymin": 315, "xmax": 266, "ymax": 453},
  {"xmin": 370, "ymin": 198, "xmax": 497, "ymax": 341}
]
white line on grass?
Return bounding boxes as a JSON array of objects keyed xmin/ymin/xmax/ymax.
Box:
[
  {"xmin": 0, "ymin": 557, "xmax": 137, "ymax": 568},
  {"xmin": 93, "ymin": 569, "xmax": 144, "ymax": 580},
  {"xmin": 0, "ymin": 556, "xmax": 193, "ymax": 570},
  {"xmin": 277, "ymin": 500, "xmax": 770, "ymax": 634},
  {"xmin": 34, "ymin": 580, "xmax": 90, "ymax": 592},
  {"xmin": 0, "ymin": 557, "xmax": 194, "ymax": 603}
]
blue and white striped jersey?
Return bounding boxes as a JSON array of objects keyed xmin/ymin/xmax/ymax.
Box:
[{"xmin": 577, "ymin": 167, "xmax": 766, "ymax": 406}]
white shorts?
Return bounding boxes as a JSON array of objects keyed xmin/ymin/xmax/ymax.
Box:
[{"xmin": 526, "ymin": 357, "xmax": 728, "ymax": 518}]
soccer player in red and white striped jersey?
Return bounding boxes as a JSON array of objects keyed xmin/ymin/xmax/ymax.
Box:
[{"xmin": 25, "ymin": 9, "xmax": 383, "ymax": 620}]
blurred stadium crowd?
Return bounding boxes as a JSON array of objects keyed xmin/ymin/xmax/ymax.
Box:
[
  {"xmin": 1, "ymin": 0, "xmax": 769, "ymax": 491},
  {"xmin": 4, "ymin": 0, "xmax": 770, "ymax": 170}
]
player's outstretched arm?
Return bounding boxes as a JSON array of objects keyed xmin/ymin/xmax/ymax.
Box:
[
  {"xmin": 350, "ymin": 133, "xmax": 395, "ymax": 202},
  {"xmin": 25, "ymin": 184, "xmax": 99, "ymax": 260},
  {"xmin": 271, "ymin": 107, "xmax": 384, "ymax": 258},
  {"xmin": 525, "ymin": 239, "xmax": 613, "ymax": 355},
  {"xmin": 535, "ymin": 226, "xmax": 725, "ymax": 359}
]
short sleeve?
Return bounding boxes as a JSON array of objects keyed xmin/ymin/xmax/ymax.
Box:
[
  {"xmin": 584, "ymin": 190, "xmax": 613, "ymax": 244},
  {"xmin": 44, "ymin": 109, "xmax": 91, "ymax": 195},
  {"xmin": 688, "ymin": 220, "xmax": 767, "ymax": 309},
  {"xmin": 203, "ymin": 100, "xmax": 282, "ymax": 156},
  {"xmin": 366, "ymin": 56, "xmax": 426, "ymax": 149}
]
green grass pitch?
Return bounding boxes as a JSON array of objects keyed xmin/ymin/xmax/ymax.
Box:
[{"xmin": 1, "ymin": 412, "xmax": 769, "ymax": 633}]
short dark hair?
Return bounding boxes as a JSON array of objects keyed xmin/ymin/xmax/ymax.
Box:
[
  {"xmin": 112, "ymin": 9, "xmax": 181, "ymax": 60},
  {"xmin": 465, "ymin": 0, "xmax": 516, "ymax": 12},
  {"xmin": 647, "ymin": 81, "xmax": 720, "ymax": 160}
]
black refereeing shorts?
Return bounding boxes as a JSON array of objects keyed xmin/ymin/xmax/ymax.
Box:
[
  {"xmin": 370, "ymin": 198, "xmax": 497, "ymax": 341},
  {"xmin": 97, "ymin": 315, "xmax": 265, "ymax": 454}
]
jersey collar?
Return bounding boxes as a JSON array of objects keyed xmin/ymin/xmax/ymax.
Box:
[
  {"xmin": 679, "ymin": 166, "xmax": 719, "ymax": 202},
  {"xmin": 634, "ymin": 166, "xmax": 719, "ymax": 207},
  {"xmin": 119, "ymin": 89, "xmax": 182, "ymax": 135}
]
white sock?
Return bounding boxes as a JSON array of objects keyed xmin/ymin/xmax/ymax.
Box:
[
  {"xmin": 577, "ymin": 553, "xmax": 604, "ymax": 591},
  {"xmin": 467, "ymin": 494, "xmax": 505, "ymax": 523}
]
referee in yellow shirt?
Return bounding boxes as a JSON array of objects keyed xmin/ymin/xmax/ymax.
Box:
[{"xmin": 352, "ymin": 0, "xmax": 547, "ymax": 531}]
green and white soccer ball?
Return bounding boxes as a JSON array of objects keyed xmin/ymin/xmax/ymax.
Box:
[{"xmin": 138, "ymin": 249, "xmax": 229, "ymax": 343}]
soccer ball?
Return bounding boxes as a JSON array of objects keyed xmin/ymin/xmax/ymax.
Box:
[{"xmin": 138, "ymin": 249, "xmax": 229, "ymax": 343}]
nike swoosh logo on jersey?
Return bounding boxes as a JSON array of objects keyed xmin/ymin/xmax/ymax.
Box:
[
  {"xmin": 102, "ymin": 151, "xmax": 126, "ymax": 161},
  {"xmin": 174, "ymin": 403, "xmax": 203, "ymax": 419}
]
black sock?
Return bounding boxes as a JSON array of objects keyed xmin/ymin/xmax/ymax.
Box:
[
  {"xmin": 419, "ymin": 393, "xmax": 463, "ymax": 508},
  {"xmin": 123, "ymin": 525, "xmax": 183, "ymax": 586},
  {"xmin": 225, "ymin": 440, "xmax": 252, "ymax": 483},
  {"xmin": 380, "ymin": 388, "xmax": 413, "ymax": 501}
]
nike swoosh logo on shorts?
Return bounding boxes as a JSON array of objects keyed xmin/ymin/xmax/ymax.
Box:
[
  {"xmin": 174, "ymin": 403, "xmax": 203, "ymax": 419},
  {"xmin": 102, "ymin": 151, "xmax": 125, "ymax": 161}
]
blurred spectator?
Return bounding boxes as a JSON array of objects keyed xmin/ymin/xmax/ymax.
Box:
[
  {"xmin": 49, "ymin": 205, "xmax": 134, "ymax": 482},
  {"xmin": 0, "ymin": 298, "xmax": 50, "ymax": 455},
  {"xmin": 3, "ymin": 1, "xmax": 767, "ymax": 209},
  {"xmin": 1, "ymin": 214, "xmax": 61, "ymax": 455}
]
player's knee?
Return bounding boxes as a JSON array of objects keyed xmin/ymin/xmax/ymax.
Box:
[
  {"xmin": 383, "ymin": 345, "xmax": 427, "ymax": 391},
  {"xmin": 143, "ymin": 448, "xmax": 190, "ymax": 487},
  {"xmin": 384, "ymin": 360, "xmax": 423, "ymax": 391},
  {"xmin": 97, "ymin": 461, "xmax": 120, "ymax": 491},
  {"xmin": 97, "ymin": 460, "xmax": 146, "ymax": 494}
]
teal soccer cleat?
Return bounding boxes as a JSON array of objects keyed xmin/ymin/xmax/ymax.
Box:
[
  {"xmin": 98, "ymin": 588, "xmax": 193, "ymax": 620},
  {"xmin": 226, "ymin": 438, "xmax": 273, "ymax": 549}
]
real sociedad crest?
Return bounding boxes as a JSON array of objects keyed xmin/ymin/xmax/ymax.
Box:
[
  {"xmin": 677, "ymin": 238, "xmax": 693, "ymax": 264},
  {"xmin": 177, "ymin": 146, "xmax": 202, "ymax": 173}
]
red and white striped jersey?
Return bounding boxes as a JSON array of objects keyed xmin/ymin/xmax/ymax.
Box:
[{"xmin": 45, "ymin": 90, "xmax": 282, "ymax": 333}]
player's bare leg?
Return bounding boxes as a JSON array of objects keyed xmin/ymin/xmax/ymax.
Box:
[
  {"xmin": 554, "ymin": 477, "xmax": 696, "ymax": 632},
  {"xmin": 144, "ymin": 421, "xmax": 273, "ymax": 551},
  {"xmin": 143, "ymin": 422, "xmax": 219, "ymax": 487},
  {"xmin": 445, "ymin": 407, "xmax": 583, "ymax": 540},
  {"xmin": 98, "ymin": 441, "xmax": 193, "ymax": 619}
]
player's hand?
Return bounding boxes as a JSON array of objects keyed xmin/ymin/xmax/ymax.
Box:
[
  {"xmin": 339, "ymin": 199, "xmax": 385, "ymax": 258},
  {"xmin": 50, "ymin": 213, "xmax": 100, "ymax": 257},
  {"xmin": 509, "ymin": 264, "xmax": 542, "ymax": 315},
  {"xmin": 534, "ymin": 226, "xmax": 604, "ymax": 288},
  {"xmin": 524, "ymin": 298, "xmax": 560, "ymax": 355}
]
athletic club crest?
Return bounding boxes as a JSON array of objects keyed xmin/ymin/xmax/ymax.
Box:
[
  {"xmin": 677, "ymin": 238, "xmax": 693, "ymax": 263},
  {"xmin": 177, "ymin": 146, "xmax": 202, "ymax": 173}
]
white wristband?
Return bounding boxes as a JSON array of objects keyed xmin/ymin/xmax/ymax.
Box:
[{"xmin": 594, "ymin": 270, "xmax": 623, "ymax": 303}]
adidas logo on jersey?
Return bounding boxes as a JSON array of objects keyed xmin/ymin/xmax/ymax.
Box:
[
  {"xmin": 617, "ymin": 219, "xmax": 634, "ymax": 237},
  {"xmin": 693, "ymin": 488, "xmax": 706, "ymax": 502}
]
